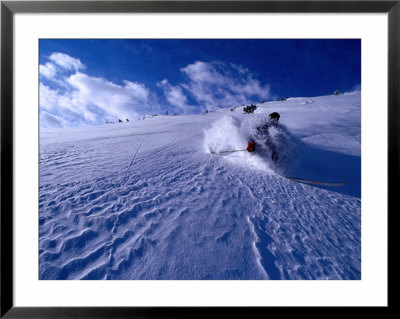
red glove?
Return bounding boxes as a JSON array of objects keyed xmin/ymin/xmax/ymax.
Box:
[{"xmin": 247, "ymin": 141, "xmax": 256, "ymax": 152}]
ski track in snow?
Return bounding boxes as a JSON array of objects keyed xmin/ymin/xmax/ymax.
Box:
[{"xmin": 39, "ymin": 93, "xmax": 361, "ymax": 280}]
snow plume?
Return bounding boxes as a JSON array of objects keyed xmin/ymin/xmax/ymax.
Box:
[
  {"xmin": 181, "ymin": 61, "xmax": 270, "ymax": 109},
  {"xmin": 203, "ymin": 116, "xmax": 246, "ymax": 154},
  {"xmin": 203, "ymin": 115, "xmax": 274, "ymax": 172}
]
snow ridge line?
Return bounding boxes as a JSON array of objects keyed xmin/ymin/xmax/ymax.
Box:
[
  {"xmin": 129, "ymin": 142, "xmax": 143, "ymax": 168},
  {"xmin": 121, "ymin": 142, "xmax": 143, "ymax": 185}
]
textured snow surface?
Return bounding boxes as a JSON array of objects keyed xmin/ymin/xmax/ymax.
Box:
[{"xmin": 39, "ymin": 92, "xmax": 361, "ymax": 280}]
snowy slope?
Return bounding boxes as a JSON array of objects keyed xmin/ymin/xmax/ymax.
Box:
[{"xmin": 39, "ymin": 92, "xmax": 361, "ymax": 280}]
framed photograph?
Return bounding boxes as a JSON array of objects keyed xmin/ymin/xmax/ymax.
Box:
[{"xmin": 1, "ymin": 0, "xmax": 395, "ymax": 317}]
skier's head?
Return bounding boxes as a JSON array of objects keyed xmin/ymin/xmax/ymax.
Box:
[{"xmin": 268, "ymin": 112, "xmax": 280, "ymax": 121}]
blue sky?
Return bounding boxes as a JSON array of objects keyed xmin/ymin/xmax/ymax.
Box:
[{"xmin": 39, "ymin": 39, "xmax": 361, "ymax": 128}]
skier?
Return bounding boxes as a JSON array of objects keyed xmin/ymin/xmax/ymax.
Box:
[
  {"xmin": 216, "ymin": 112, "xmax": 281, "ymax": 158},
  {"xmin": 250, "ymin": 112, "xmax": 281, "ymax": 162}
]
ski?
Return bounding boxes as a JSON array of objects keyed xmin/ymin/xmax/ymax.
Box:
[
  {"xmin": 210, "ymin": 149, "xmax": 247, "ymax": 154},
  {"xmin": 284, "ymin": 176, "xmax": 347, "ymax": 187}
]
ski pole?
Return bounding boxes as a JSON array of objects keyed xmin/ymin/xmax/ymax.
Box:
[{"xmin": 210, "ymin": 149, "xmax": 247, "ymax": 154}]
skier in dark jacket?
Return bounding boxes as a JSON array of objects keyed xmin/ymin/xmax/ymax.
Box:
[{"xmin": 247, "ymin": 112, "xmax": 281, "ymax": 162}]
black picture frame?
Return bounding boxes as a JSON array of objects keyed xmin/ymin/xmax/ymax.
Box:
[{"xmin": 1, "ymin": 1, "xmax": 396, "ymax": 317}]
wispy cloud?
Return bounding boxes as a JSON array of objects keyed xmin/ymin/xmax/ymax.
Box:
[
  {"xmin": 157, "ymin": 61, "xmax": 271, "ymax": 114},
  {"xmin": 158, "ymin": 79, "xmax": 189, "ymax": 110},
  {"xmin": 180, "ymin": 61, "xmax": 270, "ymax": 109},
  {"xmin": 49, "ymin": 52, "xmax": 85, "ymax": 72}
]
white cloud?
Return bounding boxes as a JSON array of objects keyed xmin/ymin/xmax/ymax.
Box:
[
  {"xmin": 181, "ymin": 61, "xmax": 218, "ymax": 84},
  {"xmin": 167, "ymin": 87, "xmax": 187, "ymax": 108},
  {"xmin": 40, "ymin": 53, "xmax": 86, "ymax": 87},
  {"xmin": 40, "ymin": 83, "xmax": 59, "ymax": 111},
  {"xmin": 40, "ymin": 110, "xmax": 66, "ymax": 128},
  {"xmin": 40, "ymin": 60, "xmax": 152, "ymax": 127},
  {"xmin": 123, "ymin": 80, "xmax": 150, "ymax": 101},
  {"xmin": 158, "ymin": 79, "xmax": 188, "ymax": 109},
  {"xmin": 49, "ymin": 52, "xmax": 85, "ymax": 72},
  {"xmin": 66, "ymin": 73, "xmax": 150, "ymax": 116},
  {"xmin": 39, "ymin": 62, "xmax": 57, "ymax": 79},
  {"xmin": 40, "ymin": 83, "xmax": 94, "ymax": 127},
  {"xmin": 39, "ymin": 53, "xmax": 272, "ymax": 127}
]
